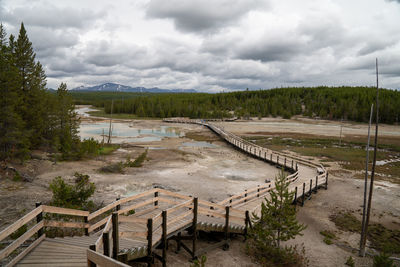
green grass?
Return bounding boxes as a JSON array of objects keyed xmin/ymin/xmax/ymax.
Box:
[
  {"xmin": 99, "ymin": 144, "xmax": 119, "ymax": 155},
  {"xmin": 320, "ymin": 230, "xmax": 336, "ymax": 245},
  {"xmin": 185, "ymin": 132, "xmax": 219, "ymax": 142},
  {"xmin": 330, "ymin": 211, "xmax": 400, "ymax": 254},
  {"xmin": 125, "ymin": 149, "xmax": 148, "ymax": 168},
  {"xmin": 245, "ymin": 134, "xmax": 400, "ymax": 183}
]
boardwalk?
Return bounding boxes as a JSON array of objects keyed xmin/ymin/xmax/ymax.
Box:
[{"xmin": 0, "ymin": 119, "xmax": 327, "ymax": 267}]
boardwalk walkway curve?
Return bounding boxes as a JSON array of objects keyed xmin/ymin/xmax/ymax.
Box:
[{"xmin": 0, "ymin": 119, "xmax": 328, "ymax": 267}]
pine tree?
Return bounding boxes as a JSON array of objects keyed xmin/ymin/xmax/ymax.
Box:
[
  {"xmin": 250, "ymin": 170, "xmax": 306, "ymax": 248},
  {"xmin": 0, "ymin": 24, "xmax": 28, "ymax": 160}
]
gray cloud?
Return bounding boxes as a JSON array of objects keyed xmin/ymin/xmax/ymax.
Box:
[{"xmin": 146, "ymin": 0, "xmax": 267, "ymax": 33}]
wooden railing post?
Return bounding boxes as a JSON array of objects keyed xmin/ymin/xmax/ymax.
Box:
[
  {"xmin": 244, "ymin": 190, "xmax": 247, "ymax": 202},
  {"xmin": 257, "ymin": 185, "xmax": 260, "ymax": 197},
  {"xmin": 162, "ymin": 210, "xmax": 167, "ymax": 267},
  {"xmin": 291, "ymin": 160, "xmax": 294, "ymax": 170},
  {"xmin": 302, "ymin": 183, "xmax": 305, "ymax": 206},
  {"xmin": 192, "ymin": 197, "xmax": 198, "ymax": 259},
  {"xmin": 147, "ymin": 218, "xmax": 153, "ymax": 263},
  {"xmin": 325, "ymin": 172, "xmax": 328, "ymax": 190},
  {"xmin": 84, "ymin": 216, "xmax": 89, "ymax": 236},
  {"xmin": 224, "ymin": 206, "xmax": 230, "ymax": 250},
  {"xmin": 116, "ymin": 197, "xmax": 120, "ymax": 212},
  {"xmin": 293, "ymin": 187, "xmax": 297, "ymax": 205},
  {"xmin": 35, "ymin": 202, "xmax": 43, "ymax": 238},
  {"xmin": 277, "ymin": 156, "xmax": 279, "ymax": 164},
  {"xmin": 103, "ymin": 232, "xmax": 110, "ymax": 257},
  {"xmin": 315, "ymin": 176, "xmax": 318, "ymax": 193},
  {"xmin": 112, "ymin": 212, "xmax": 119, "ymax": 260},
  {"xmin": 154, "ymin": 191, "xmax": 159, "ymax": 207},
  {"xmin": 89, "ymin": 245, "xmax": 96, "ymax": 267},
  {"xmin": 309, "ymin": 179, "xmax": 313, "ymax": 197}
]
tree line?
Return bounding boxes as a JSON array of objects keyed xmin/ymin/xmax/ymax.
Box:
[
  {"xmin": 74, "ymin": 86, "xmax": 400, "ymax": 124},
  {"xmin": 0, "ymin": 23, "xmax": 80, "ymax": 161}
]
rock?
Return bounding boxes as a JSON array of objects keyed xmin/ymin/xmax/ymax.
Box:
[{"xmin": 21, "ymin": 173, "xmax": 34, "ymax": 182}]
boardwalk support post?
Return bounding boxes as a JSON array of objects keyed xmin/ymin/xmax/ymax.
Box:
[
  {"xmin": 192, "ymin": 197, "xmax": 198, "ymax": 259},
  {"xmin": 89, "ymin": 245, "xmax": 96, "ymax": 267},
  {"xmin": 309, "ymin": 179, "xmax": 313, "ymax": 198},
  {"xmin": 116, "ymin": 197, "xmax": 120, "ymax": 212},
  {"xmin": 224, "ymin": 206, "xmax": 230, "ymax": 250},
  {"xmin": 84, "ymin": 216, "xmax": 89, "ymax": 236},
  {"xmin": 315, "ymin": 176, "xmax": 318, "ymax": 193},
  {"xmin": 103, "ymin": 232, "xmax": 110, "ymax": 257},
  {"xmin": 293, "ymin": 187, "xmax": 297, "ymax": 205},
  {"xmin": 244, "ymin": 190, "xmax": 247, "ymax": 202},
  {"xmin": 35, "ymin": 202, "xmax": 43, "ymax": 238},
  {"xmin": 244, "ymin": 210, "xmax": 251, "ymax": 240},
  {"xmin": 112, "ymin": 212, "xmax": 119, "ymax": 260},
  {"xmin": 154, "ymin": 191, "xmax": 159, "ymax": 206},
  {"xmin": 325, "ymin": 172, "xmax": 328, "ymax": 190},
  {"xmin": 302, "ymin": 183, "xmax": 305, "ymax": 206},
  {"xmin": 291, "ymin": 160, "xmax": 294, "ymax": 170},
  {"xmin": 162, "ymin": 210, "xmax": 167, "ymax": 267},
  {"xmin": 147, "ymin": 218, "xmax": 153, "ymax": 266},
  {"xmin": 257, "ymin": 185, "xmax": 260, "ymax": 197}
]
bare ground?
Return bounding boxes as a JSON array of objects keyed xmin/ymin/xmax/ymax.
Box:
[{"xmin": 1, "ymin": 116, "xmax": 400, "ymax": 266}]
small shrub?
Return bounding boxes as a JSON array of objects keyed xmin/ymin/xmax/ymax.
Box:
[
  {"xmin": 125, "ymin": 149, "xmax": 148, "ymax": 168},
  {"xmin": 373, "ymin": 252, "xmax": 394, "ymax": 267},
  {"xmin": 320, "ymin": 230, "xmax": 336, "ymax": 245},
  {"xmin": 323, "ymin": 237, "xmax": 333, "ymax": 245},
  {"xmin": 99, "ymin": 162, "xmax": 124, "ymax": 173},
  {"xmin": 49, "ymin": 172, "xmax": 95, "ymax": 210},
  {"xmin": 10, "ymin": 224, "xmax": 27, "ymax": 239},
  {"xmin": 124, "ymin": 209, "xmax": 135, "ymax": 216},
  {"xmin": 345, "ymin": 256, "xmax": 355, "ymax": 267},
  {"xmin": 12, "ymin": 171, "xmax": 22, "ymax": 182},
  {"xmin": 190, "ymin": 255, "xmax": 207, "ymax": 267}
]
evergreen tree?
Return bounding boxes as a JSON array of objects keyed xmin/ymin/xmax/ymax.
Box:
[
  {"xmin": 250, "ymin": 170, "xmax": 306, "ymax": 248},
  {"xmin": 0, "ymin": 24, "xmax": 27, "ymax": 160}
]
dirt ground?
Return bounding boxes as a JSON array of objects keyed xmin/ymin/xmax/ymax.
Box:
[{"xmin": 1, "ymin": 113, "xmax": 400, "ymax": 266}]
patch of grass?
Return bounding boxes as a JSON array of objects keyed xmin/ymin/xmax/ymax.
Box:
[
  {"xmin": 12, "ymin": 171, "xmax": 22, "ymax": 182},
  {"xmin": 320, "ymin": 230, "xmax": 336, "ymax": 245},
  {"xmin": 330, "ymin": 211, "xmax": 400, "ymax": 254},
  {"xmin": 125, "ymin": 149, "xmax": 148, "ymax": 168},
  {"xmin": 185, "ymin": 132, "xmax": 219, "ymax": 142},
  {"xmin": 10, "ymin": 224, "xmax": 27, "ymax": 239},
  {"xmin": 330, "ymin": 212, "xmax": 361, "ymax": 232},
  {"xmin": 99, "ymin": 162, "xmax": 124, "ymax": 173},
  {"xmin": 99, "ymin": 144, "xmax": 119, "ymax": 155}
]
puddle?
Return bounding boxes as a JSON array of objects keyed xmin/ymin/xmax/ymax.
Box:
[
  {"xmin": 79, "ymin": 122, "xmax": 184, "ymax": 143},
  {"xmin": 181, "ymin": 141, "xmax": 217, "ymax": 148}
]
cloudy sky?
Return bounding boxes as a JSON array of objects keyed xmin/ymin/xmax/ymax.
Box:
[{"xmin": 1, "ymin": 0, "xmax": 399, "ymax": 92}]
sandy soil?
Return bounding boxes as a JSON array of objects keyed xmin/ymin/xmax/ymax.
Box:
[{"xmin": 1, "ymin": 112, "xmax": 399, "ymax": 266}]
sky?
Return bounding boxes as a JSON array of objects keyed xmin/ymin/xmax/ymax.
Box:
[{"xmin": 1, "ymin": 0, "xmax": 399, "ymax": 92}]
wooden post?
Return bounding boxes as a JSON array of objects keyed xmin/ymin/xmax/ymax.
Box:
[
  {"xmin": 175, "ymin": 232, "xmax": 181, "ymax": 253},
  {"xmin": 284, "ymin": 158, "xmax": 286, "ymax": 168},
  {"xmin": 302, "ymin": 183, "xmax": 305, "ymax": 206},
  {"xmin": 103, "ymin": 232, "xmax": 110, "ymax": 256},
  {"xmin": 264, "ymin": 152, "xmax": 267, "ymax": 159},
  {"xmin": 224, "ymin": 206, "xmax": 230, "ymax": 250},
  {"xmin": 325, "ymin": 172, "xmax": 328, "ymax": 189},
  {"xmin": 112, "ymin": 212, "xmax": 119, "ymax": 260},
  {"xmin": 84, "ymin": 216, "xmax": 89, "ymax": 236},
  {"xmin": 162, "ymin": 210, "xmax": 167, "ymax": 267},
  {"xmin": 154, "ymin": 191, "xmax": 159, "ymax": 207},
  {"xmin": 291, "ymin": 160, "xmax": 294, "ymax": 170},
  {"xmin": 315, "ymin": 176, "xmax": 318, "ymax": 193},
  {"xmin": 35, "ymin": 202, "xmax": 43, "ymax": 238},
  {"xmin": 257, "ymin": 185, "xmax": 260, "ymax": 197},
  {"xmin": 147, "ymin": 218, "xmax": 153, "ymax": 265},
  {"xmin": 244, "ymin": 190, "xmax": 247, "ymax": 202},
  {"xmin": 309, "ymin": 179, "xmax": 313, "ymax": 197},
  {"xmin": 89, "ymin": 245, "xmax": 96, "ymax": 267},
  {"xmin": 192, "ymin": 198, "xmax": 198, "ymax": 259},
  {"xmin": 294, "ymin": 187, "xmax": 297, "ymax": 205},
  {"xmin": 116, "ymin": 197, "xmax": 120, "ymax": 212},
  {"xmin": 277, "ymin": 156, "xmax": 279, "ymax": 164}
]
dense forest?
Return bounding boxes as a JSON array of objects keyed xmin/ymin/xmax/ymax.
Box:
[
  {"xmin": 0, "ymin": 23, "xmax": 79, "ymax": 161},
  {"xmin": 72, "ymin": 87, "xmax": 400, "ymax": 124}
]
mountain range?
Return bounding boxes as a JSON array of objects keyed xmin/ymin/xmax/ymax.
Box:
[{"xmin": 70, "ymin": 83, "xmax": 197, "ymax": 93}]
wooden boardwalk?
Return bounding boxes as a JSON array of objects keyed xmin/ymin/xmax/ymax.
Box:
[{"xmin": 0, "ymin": 119, "xmax": 328, "ymax": 267}]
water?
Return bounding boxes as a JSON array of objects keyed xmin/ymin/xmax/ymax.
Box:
[
  {"xmin": 181, "ymin": 141, "xmax": 217, "ymax": 148},
  {"xmin": 79, "ymin": 123, "xmax": 184, "ymax": 143}
]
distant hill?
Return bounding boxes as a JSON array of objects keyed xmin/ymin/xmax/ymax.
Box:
[{"xmin": 70, "ymin": 83, "xmax": 196, "ymax": 93}]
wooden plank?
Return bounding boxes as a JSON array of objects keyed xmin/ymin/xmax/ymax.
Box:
[
  {"xmin": 118, "ymin": 216, "xmax": 148, "ymax": 224},
  {"xmin": 43, "ymin": 220, "xmax": 89, "ymax": 229},
  {"xmin": 167, "ymin": 210, "xmax": 192, "ymax": 227},
  {"xmin": 117, "ymin": 198, "xmax": 157, "ymax": 215},
  {"xmin": 157, "ymin": 196, "xmax": 179, "ymax": 205},
  {"xmin": 6, "ymin": 234, "xmax": 46, "ymax": 267},
  {"xmin": 42, "ymin": 205, "xmax": 89, "ymax": 217},
  {"xmin": 197, "ymin": 207, "xmax": 225, "ymax": 219},
  {"xmin": 166, "ymin": 199, "xmax": 193, "ymax": 214},
  {"xmin": 88, "ymin": 216, "xmax": 110, "ymax": 233},
  {"xmin": 0, "ymin": 206, "xmax": 42, "ymax": 242},
  {"xmin": 119, "ymin": 231, "xmax": 148, "ymax": 239},
  {"xmin": 0, "ymin": 221, "xmax": 44, "ymax": 260},
  {"xmin": 157, "ymin": 189, "xmax": 191, "ymax": 200}
]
